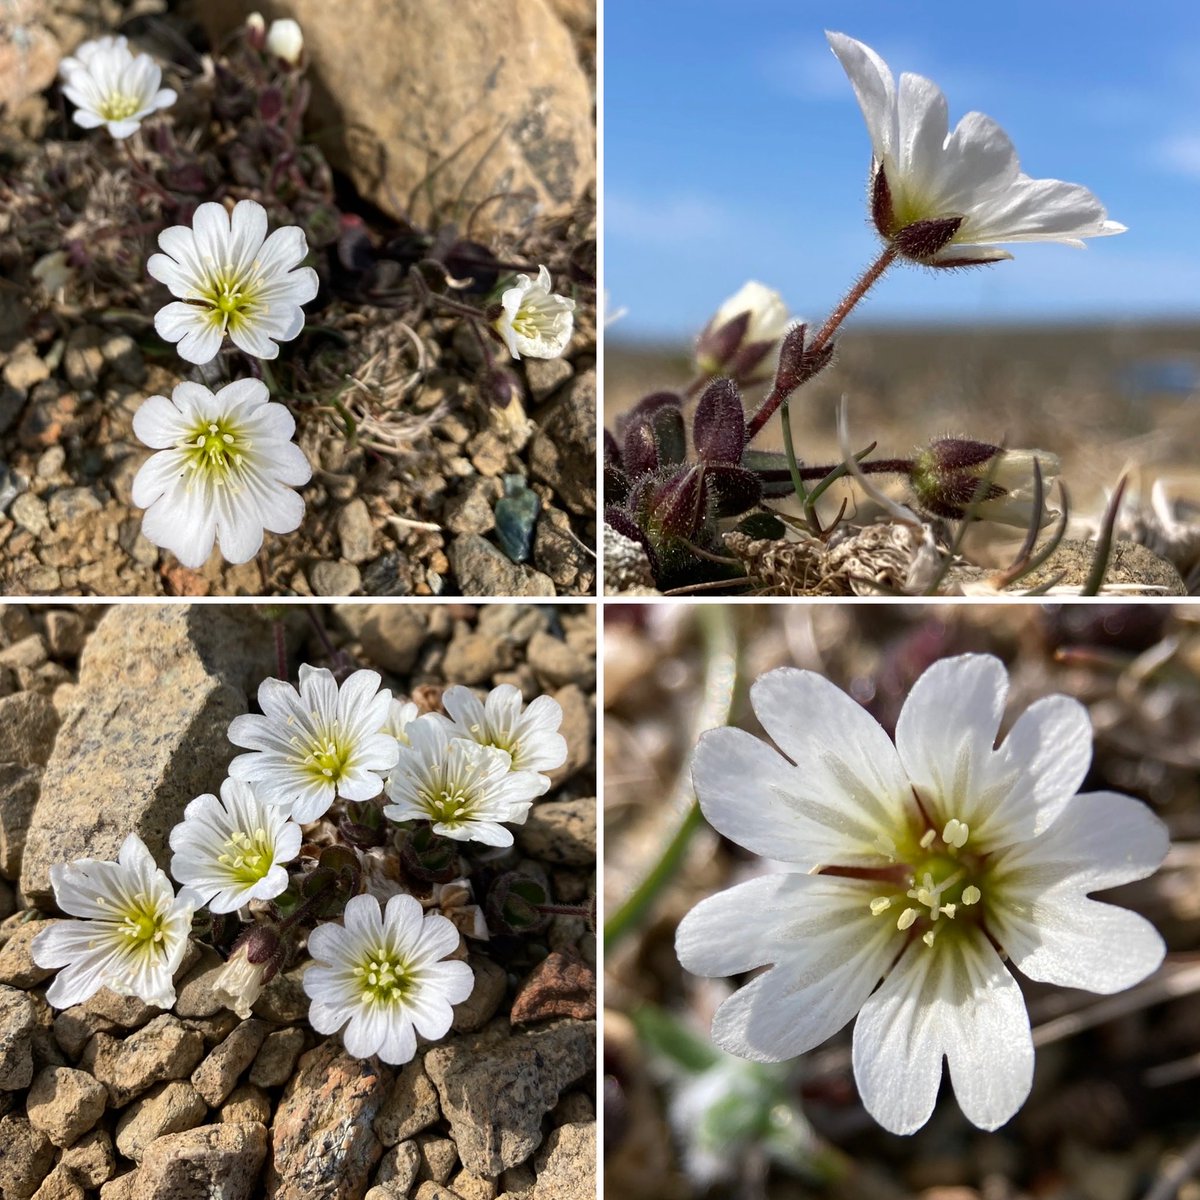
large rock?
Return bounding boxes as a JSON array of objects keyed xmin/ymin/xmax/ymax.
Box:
[
  {"xmin": 200, "ymin": 0, "xmax": 594, "ymax": 229},
  {"xmin": 425, "ymin": 1020, "xmax": 595, "ymax": 1175},
  {"xmin": 266, "ymin": 1039, "xmax": 392, "ymax": 1200},
  {"xmin": 125, "ymin": 1122, "xmax": 269, "ymax": 1200},
  {"xmin": 20, "ymin": 606, "xmax": 275, "ymax": 904}
]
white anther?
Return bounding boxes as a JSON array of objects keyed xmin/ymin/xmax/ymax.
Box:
[
  {"xmin": 962, "ymin": 885, "xmax": 981, "ymax": 906},
  {"xmin": 869, "ymin": 896, "xmax": 892, "ymax": 916},
  {"xmin": 897, "ymin": 908, "xmax": 918, "ymax": 931},
  {"xmin": 919, "ymin": 829, "xmax": 936, "ymax": 849}
]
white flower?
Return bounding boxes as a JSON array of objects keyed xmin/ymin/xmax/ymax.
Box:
[
  {"xmin": 59, "ymin": 35, "xmax": 176, "ymax": 140},
  {"xmin": 696, "ymin": 281, "xmax": 790, "ymax": 385},
  {"xmin": 266, "ymin": 18, "xmax": 304, "ymax": 64},
  {"xmin": 147, "ymin": 199, "xmax": 319, "ymax": 364},
  {"xmin": 677, "ymin": 654, "xmax": 1167, "ymax": 1136},
  {"xmin": 439, "ymin": 684, "xmax": 566, "ymax": 794},
  {"xmin": 383, "ymin": 716, "xmax": 544, "ymax": 846},
  {"xmin": 303, "ymin": 893, "xmax": 474, "ymax": 1064},
  {"xmin": 826, "ymin": 32, "xmax": 1126, "ymax": 264},
  {"xmin": 131, "ymin": 378, "xmax": 312, "ymax": 569},
  {"xmin": 168, "ymin": 780, "xmax": 302, "ymax": 914},
  {"xmin": 228, "ymin": 666, "xmax": 399, "ymax": 823},
  {"xmin": 382, "ymin": 699, "xmax": 421, "ymax": 745},
  {"xmin": 32, "ymin": 834, "xmax": 196, "ymax": 1009},
  {"xmin": 493, "ymin": 266, "xmax": 575, "ymax": 360}
]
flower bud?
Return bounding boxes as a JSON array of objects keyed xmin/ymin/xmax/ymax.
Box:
[
  {"xmin": 696, "ymin": 282, "xmax": 789, "ymax": 386},
  {"xmin": 245, "ymin": 12, "xmax": 267, "ymax": 50},
  {"xmin": 911, "ymin": 438, "xmax": 1061, "ymax": 527},
  {"xmin": 212, "ymin": 925, "xmax": 282, "ymax": 1019},
  {"xmin": 266, "ymin": 17, "xmax": 304, "ymax": 65}
]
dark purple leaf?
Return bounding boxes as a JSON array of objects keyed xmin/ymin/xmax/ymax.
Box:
[{"xmin": 705, "ymin": 464, "xmax": 762, "ymax": 517}]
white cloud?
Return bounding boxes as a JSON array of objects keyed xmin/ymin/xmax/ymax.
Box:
[
  {"xmin": 1154, "ymin": 133, "xmax": 1200, "ymax": 178},
  {"xmin": 605, "ymin": 193, "xmax": 733, "ymax": 244}
]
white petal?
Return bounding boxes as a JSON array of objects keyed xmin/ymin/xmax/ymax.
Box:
[
  {"xmin": 895, "ymin": 654, "xmax": 1007, "ymax": 829},
  {"xmin": 678, "ymin": 872, "xmax": 897, "ymax": 1061},
  {"xmin": 826, "ymin": 31, "xmax": 896, "ymax": 166},
  {"xmin": 852, "ymin": 933, "xmax": 1033, "ymax": 1134},
  {"xmin": 989, "ymin": 790, "xmax": 1168, "ymax": 993},
  {"xmin": 694, "ymin": 671, "xmax": 909, "ymax": 869}
]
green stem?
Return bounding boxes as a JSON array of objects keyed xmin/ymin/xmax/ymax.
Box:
[
  {"xmin": 603, "ymin": 606, "xmax": 739, "ymax": 951},
  {"xmin": 779, "ymin": 400, "xmax": 809, "ymax": 509}
]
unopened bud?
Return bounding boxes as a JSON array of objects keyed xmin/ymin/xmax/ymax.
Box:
[
  {"xmin": 266, "ymin": 18, "xmax": 304, "ymax": 65},
  {"xmin": 696, "ymin": 281, "xmax": 789, "ymax": 386},
  {"xmin": 245, "ymin": 12, "xmax": 267, "ymax": 50},
  {"xmin": 911, "ymin": 438, "xmax": 1061, "ymax": 527},
  {"xmin": 486, "ymin": 872, "xmax": 551, "ymax": 935}
]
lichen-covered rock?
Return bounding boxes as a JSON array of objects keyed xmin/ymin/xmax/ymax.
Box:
[
  {"xmin": 372, "ymin": 1056, "xmax": 441, "ymax": 1148},
  {"xmin": 125, "ymin": 1121, "xmax": 269, "ymax": 1200},
  {"xmin": 516, "ymin": 799, "xmax": 595, "ymax": 866},
  {"xmin": 20, "ymin": 605, "xmax": 276, "ymax": 904},
  {"xmin": 83, "ymin": 1014, "xmax": 206, "ymax": 1107},
  {"xmin": 25, "ymin": 1065, "xmax": 107, "ymax": 1146},
  {"xmin": 0, "ymin": 984, "xmax": 36, "ymax": 1089},
  {"xmin": 425, "ymin": 1020, "xmax": 595, "ymax": 1175},
  {"xmin": 191, "ymin": 1019, "xmax": 268, "ymax": 1107},
  {"xmin": 266, "ymin": 1039, "xmax": 392, "ymax": 1200},
  {"xmin": 115, "ymin": 1080, "xmax": 209, "ymax": 1162},
  {"xmin": 531, "ymin": 1122, "xmax": 594, "ymax": 1200}
]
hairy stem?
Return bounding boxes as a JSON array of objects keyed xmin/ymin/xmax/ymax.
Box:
[{"xmin": 745, "ymin": 244, "xmax": 898, "ymax": 441}]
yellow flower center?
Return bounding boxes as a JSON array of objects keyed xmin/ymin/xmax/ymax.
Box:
[
  {"xmin": 98, "ymin": 93, "xmax": 143, "ymax": 122},
  {"xmin": 179, "ymin": 419, "xmax": 248, "ymax": 483},
  {"xmin": 291, "ymin": 718, "xmax": 352, "ymax": 785},
  {"xmin": 868, "ymin": 817, "xmax": 984, "ymax": 949},
  {"xmin": 113, "ymin": 893, "xmax": 169, "ymax": 948},
  {"xmin": 353, "ymin": 952, "xmax": 412, "ymax": 1005},
  {"xmin": 199, "ymin": 271, "xmax": 262, "ymax": 332},
  {"xmin": 216, "ymin": 828, "xmax": 274, "ymax": 883}
]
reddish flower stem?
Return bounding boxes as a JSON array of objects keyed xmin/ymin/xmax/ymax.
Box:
[{"xmin": 745, "ymin": 244, "xmax": 899, "ymax": 442}]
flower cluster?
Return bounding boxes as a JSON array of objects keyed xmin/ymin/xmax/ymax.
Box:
[
  {"xmin": 32, "ymin": 664, "xmax": 567, "ymax": 1067},
  {"xmin": 55, "ymin": 22, "xmax": 578, "ymax": 575},
  {"xmin": 677, "ymin": 654, "xmax": 1167, "ymax": 1134}
]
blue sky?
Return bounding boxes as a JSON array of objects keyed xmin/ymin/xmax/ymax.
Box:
[{"xmin": 604, "ymin": 0, "xmax": 1200, "ymax": 339}]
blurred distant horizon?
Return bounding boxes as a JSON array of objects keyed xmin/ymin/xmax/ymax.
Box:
[{"xmin": 605, "ymin": 0, "xmax": 1200, "ymax": 339}]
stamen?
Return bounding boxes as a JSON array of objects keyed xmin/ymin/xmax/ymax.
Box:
[
  {"xmin": 919, "ymin": 828, "xmax": 936, "ymax": 849},
  {"xmin": 961, "ymin": 885, "xmax": 981, "ymax": 906},
  {"xmin": 869, "ymin": 896, "xmax": 892, "ymax": 916},
  {"xmin": 897, "ymin": 908, "xmax": 918, "ymax": 931},
  {"xmin": 922, "ymin": 929, "xmax": 937, "ymax": 947},
  {"xmin": 942, "ymin": 818, "xmax": 969, "ymax": 848}
]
